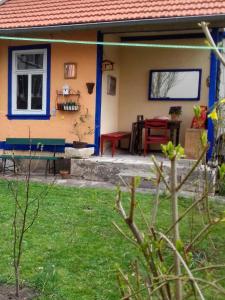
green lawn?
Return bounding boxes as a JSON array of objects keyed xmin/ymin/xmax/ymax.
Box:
[{"xmin": 0, "ymin": 180, "xmax": 224, "ymax": 299}]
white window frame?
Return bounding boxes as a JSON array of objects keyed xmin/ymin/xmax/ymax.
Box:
[{"xmin": 11, "ymin": 48, "xmax": 47, "ymax": 115}]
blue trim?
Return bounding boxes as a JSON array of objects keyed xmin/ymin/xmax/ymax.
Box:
[
  {"xmin": 121, "ymin": 33, "xmax": 205, "ymax": 42},
  {"xmin": 148, "ymin": 69, "xmax": 202, "ymax": 101},
  {"xmin": 8, "ymin": 44, "xmax": 51, "ymax": 120},
  {"xmin": 0, "ymin": 141, "xmax": 95, "ymax": 151},
  {"xmin": 3, "ymin": 143, "xmax": 65, "ymax": 153},
  {"xmin": 94, "ymin": 31, "xmax": 103, "ymax": 155},
  {"xmin": 207, "ymin": 29, "xmax": 220, "ymax": 160},
  {"xmin": 7, "ymin": 114, "xmax": 51, "ymax": 120},
  {"xmin": 0, "ymin": 141, "xmax": 5, "ymax": 149}
]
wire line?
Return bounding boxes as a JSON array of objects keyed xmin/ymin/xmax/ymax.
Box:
[{"xmin": 0, "ymin": 35, "xmax": 224, "ymax": 51}]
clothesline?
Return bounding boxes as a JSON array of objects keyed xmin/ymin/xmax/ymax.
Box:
[{"xmin": 0, "ymin": 35, "xmax": 224, "ymax": 51}]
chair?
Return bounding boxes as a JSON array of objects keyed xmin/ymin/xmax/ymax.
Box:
[{"xmin": 144, "ymin": 119, "xmax": 169, "ymax": 156}]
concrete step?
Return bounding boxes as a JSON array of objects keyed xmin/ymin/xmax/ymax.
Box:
[{"xmin": 70, "ymin": 157, "xmax": 216, "ymax": 194}]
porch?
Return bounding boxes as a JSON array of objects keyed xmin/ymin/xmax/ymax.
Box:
[
  {"xmin": 70, "ymin": 150, "xmax": 216, "ymax": 194},
  {"xmin": 99, "ymin": 31, "xmax": 211, "ymax": 156}
]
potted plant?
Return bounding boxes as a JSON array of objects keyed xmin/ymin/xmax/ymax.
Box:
[
  {"xmin": 72, "ymin": 106, "xmax": 94, "ymax": 148},
  {"xmin": 64, "ymin": 106, "xmax": 95, "ymax": 158},
  {"xmin": 169, "ymin": 106, "xmax": 182, "ymax": 120}
]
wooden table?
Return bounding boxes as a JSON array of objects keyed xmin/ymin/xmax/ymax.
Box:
[
  {"xmin": 101, "ymin": 131, "xmax": 131, "ymax": 157},
  {"xmin": 130, "ymin": 120, "xmax": 181, "ymax": 155}
]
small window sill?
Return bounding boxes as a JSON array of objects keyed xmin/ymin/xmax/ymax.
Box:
[{"xmin": 7, "ymin": 114, "xmax": 51, "ymax": 120}]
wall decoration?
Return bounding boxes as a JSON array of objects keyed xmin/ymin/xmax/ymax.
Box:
[
  {"xmin": 64, "ymin": 63, "xmax": 77, "ymax": 79},
  {"xmin": 149, "ymin": 69, "xmax": 202, "ymax": 101},
  {"xmin": 102, "ymin": 59, "xmax": 114, "ymax": 72},
  {"xmin": 107, "ymin": 75, "xmax": 116, "ymax": 96},
  {"xmin": 86, "ymin": 82, "xmax": 95, "ymax": 94}
]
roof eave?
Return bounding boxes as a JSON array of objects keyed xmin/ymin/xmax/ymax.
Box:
[{"xmin": 0, "ymin": 14, "xmax": 225, "ymax": 34}]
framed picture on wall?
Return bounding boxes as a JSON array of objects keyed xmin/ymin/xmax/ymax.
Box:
[
  {"xmin": 64, "ymin": 63, "xmax": 77, "ymax": 79},
  {"xmin": 148, "ymin": 69, "xmax": 202, "ymax": 101},
  {"xmin": 107, "ymin": 75, "xmax": 117, "ymax": 96}
]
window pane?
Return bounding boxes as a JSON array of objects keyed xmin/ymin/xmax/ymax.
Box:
[
  {"xmin": 31, "ymin": 75, "xmax": 43, "ymax": 110},
  {"xmin": 17, "ymin": 53, "xmax": 43, "ymax": 70},
  {"xmin": 17, "ymin": 75, "xmax": 28, "ymax": 109}
]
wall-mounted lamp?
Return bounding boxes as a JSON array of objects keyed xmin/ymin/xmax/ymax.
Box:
[{"xmin": 86, "ymin": 82, "xmax": 95, "ymax": 94}]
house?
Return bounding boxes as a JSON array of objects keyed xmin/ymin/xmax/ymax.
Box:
[{"xmin": 0, "ymin": 0, "xmax": 225, "ymax": 158}]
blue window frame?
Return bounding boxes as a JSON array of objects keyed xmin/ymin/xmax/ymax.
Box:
[{"xmin": 8, "ymin": 44, "xmax": 51, "ymax": 120}]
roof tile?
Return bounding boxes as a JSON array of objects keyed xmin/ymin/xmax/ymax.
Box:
[{"xmin": 0, "ymin": 0, "xmax": 225, "ymax": 29}]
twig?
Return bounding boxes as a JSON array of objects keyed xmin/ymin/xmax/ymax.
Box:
[
  {"xmin": 164, "ymin": 191, "xmax": 208, "ymax": 237},
  {"xmin": 118, "ymin": 268, "xmax": 139, "ymax": 300},
  {"xmin": 129, "ymin": 178, "xmax": 136, "ymax": 222},
  {"xmin": 152, "ymin": 156, "xmax": 170, "ymax": 192},
  {"xmin": 176, "ymin": 146, "xmax": 208, "ymax": 192},
  {"xmin": 112, "ymin": 221, "xmax": 137, "ymax": 246},
  {"xmin": 159, "ymin": 232, "xmax": 205, "ymax": 300},
  {"xmin": 151, "ymin": 162, "xmax": 163, "ymax": 227}
]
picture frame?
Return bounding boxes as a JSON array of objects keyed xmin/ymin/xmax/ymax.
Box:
[
  {"xmin": 64, "ymin": 63, "xmax": 77, "ymax": 79},
  {"xmin": 148, "ymin": 69, "xmax": 202, "ymax": 101},
  {"xmin": 107, "ymin": 75, "xmax": 116, "ymax": 96}
]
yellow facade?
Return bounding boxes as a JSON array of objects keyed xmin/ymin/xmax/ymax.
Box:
[
  {"xmin": 0, "ymin": 31, "xmax": 211, "ymax": 149},
  {"xmin": 0, "ymin": 30, "xmax": 97, "ymax": 143}
]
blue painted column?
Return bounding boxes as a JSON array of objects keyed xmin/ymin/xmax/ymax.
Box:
[
  {"xmin": 207, "ymin": 28, "xmax": 219, "ymax": 160},
  {"xmin": 94, "ymin": 31, "xmax": 103, "ymax": 155}
]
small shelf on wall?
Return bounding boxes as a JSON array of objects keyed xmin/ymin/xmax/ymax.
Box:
[{"xmin": 56, "ymin": 89, "xmax": 80, "ymax": 112}]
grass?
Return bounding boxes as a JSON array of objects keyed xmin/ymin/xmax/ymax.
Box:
[{"xmin": 0, "ymin": 179, "xmax": 224, "ymax": 299}]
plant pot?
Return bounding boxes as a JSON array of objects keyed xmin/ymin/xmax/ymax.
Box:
[
  {"xmin": 59, "ymin": 170, "xmax": 70, "ymax": 179},
  {"xmin": 170, "ymin": 114, "xmax": 180, "ymax": 121},
  {"xmin": 73, "ymin": 141, "xmax": 88, "ymax": 148}
]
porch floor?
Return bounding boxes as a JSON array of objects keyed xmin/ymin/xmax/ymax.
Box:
[
  {"xmin": 81, "ymin": 149, "xmax": 195, "ymax": 168},
  {"xmin": 90, "ymin": 149, "xmax": 170, "ymax": 164}
]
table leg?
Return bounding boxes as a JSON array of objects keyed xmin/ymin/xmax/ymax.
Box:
[
  {"xmin": 112, "ymin": 140, "xmax": 116, "ymax": 157},
  {"xmin": 176, "ymin": 128, "xmax": 180, "ymax": 146},
  {"xmin": 170, "ymin": 128, "xmax": 175, "ymax": 144},
  {"xmin": 101, "ymin": 137, "xmax": 104, "ymax": 156},
  {"xmin": 118, "ymin": 139, "xmax": 121, "ymax": 149}
]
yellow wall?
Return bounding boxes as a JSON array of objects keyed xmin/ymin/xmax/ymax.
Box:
[
  {"xmin": 118, "ymin": 39, "xmax": 210, "ymax": 145},
  {"xmin": 0, "ymin": 30, "xmax": 97, "ymax": 143}
]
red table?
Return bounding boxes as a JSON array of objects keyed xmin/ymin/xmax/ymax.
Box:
[{"xmin": 101, "ymin": 132, "xmax": 131, "ymax": 157}]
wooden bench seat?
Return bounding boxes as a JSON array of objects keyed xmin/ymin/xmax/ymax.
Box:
[{"xmin": 0, "ymin": 138, "xmax": 65, "ymax": 175}]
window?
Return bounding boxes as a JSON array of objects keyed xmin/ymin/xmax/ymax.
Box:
[{"xmin": 8, "ymin": 45, "xmax": 50, "ymax": 119}]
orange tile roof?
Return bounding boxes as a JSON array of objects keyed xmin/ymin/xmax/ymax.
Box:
[{"xmin": 0, "ymin": 0, "xmax": 225, "ymax": 29}]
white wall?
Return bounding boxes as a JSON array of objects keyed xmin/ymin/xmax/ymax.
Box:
[{"xmin": 101, "ymin": 35, "xmax": 120, "ymax": 134}]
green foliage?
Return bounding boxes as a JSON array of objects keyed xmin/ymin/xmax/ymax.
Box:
[
  {"xmin": 175, "ymin": 239, "xmax": 184, "ymax": 253},
  {"xmin": 161, "ymin": 141, "xmax": 185, "ymax": 160},
  {"xmin": 218, "ymin": 163, "xmax": 225, "ymax": 181},
  {"xmin": 201, "ymin": 131, "xmax": 208, "ymax": 148},
  {"xmin": 193, "ymin": 105, "xmax": 201, "ymax": 119},
  {"xmin": 134, "ymin": 176, "xmax": 141, "ymax": 188},
  {"xmin": 218, "ymin": 164, "xmax": 225, "ymax": 196}
]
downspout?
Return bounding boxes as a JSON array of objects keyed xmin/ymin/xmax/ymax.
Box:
[{"xmin": 94, "ymin": 31, "xmax": 103, "ymax": 155}]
